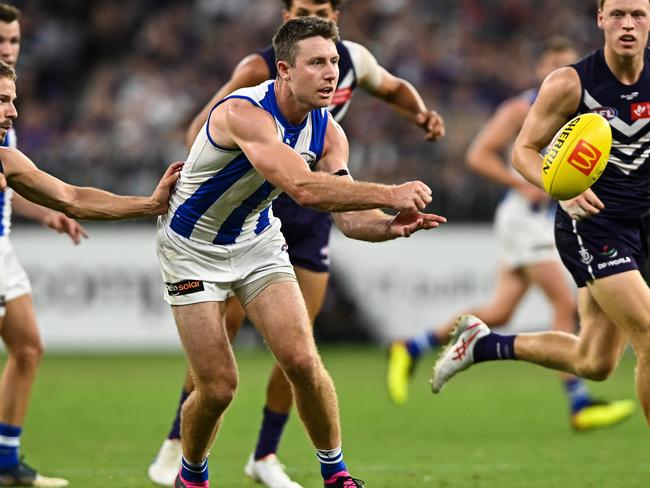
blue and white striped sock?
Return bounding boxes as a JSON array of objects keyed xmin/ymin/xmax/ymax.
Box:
[
  {"xmin": 317, "ymin": 446, "xmax": 347, "ymax": 479},
  {"xmin": 565, "ymin": 377, "xmax": 592, "ymax": 413},
  {"xmin": 405, "ymin": 331, "xmax": 439, "ymax": 358},
  {"xmin": 0, "ymin": 423, "xmax": 21, "ymax": 469}
]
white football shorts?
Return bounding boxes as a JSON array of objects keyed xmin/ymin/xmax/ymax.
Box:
[
  {"xmin": 156, "ymin": 218, "xmax": 295, "ymax": 306},
  {"xmin": 494, "ymin": 191, "xmax": 560, "ymax": 268},
  {"xmin": 0, "ymin": 236, "xmax": 32, "ymax": 312}
]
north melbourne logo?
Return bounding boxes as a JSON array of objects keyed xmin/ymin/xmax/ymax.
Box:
[{"xmin": 301, "ymin": 151, "xmax": 317, "ymax": 168}]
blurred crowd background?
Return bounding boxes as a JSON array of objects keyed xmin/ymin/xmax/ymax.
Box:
[{"xmin": 12, "ymin": 0, "xmax": 603, "ymax": 222}]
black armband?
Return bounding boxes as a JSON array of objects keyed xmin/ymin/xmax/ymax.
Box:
[{"xmin": 332, "ymin": 169, "xmax": 350, "ymax": 177}]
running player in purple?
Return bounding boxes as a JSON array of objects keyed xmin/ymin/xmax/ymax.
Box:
[
  {"xmin": 147, "ymin": 1, "xmax": 445, "ymax": 487},
  {"xmin": 389, "ymin": 37, "xmax": 635, "ymax": 431},
  {"xmin": 432, "ymin": 0, "xmax": 650, "ymax": 430}
]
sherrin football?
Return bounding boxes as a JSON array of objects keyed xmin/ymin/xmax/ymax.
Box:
[{"xmin": 541, "ymin": 113, "xmax": 611, "ymax": 200}]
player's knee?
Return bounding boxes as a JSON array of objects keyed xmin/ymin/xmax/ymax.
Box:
[
  {"xmin": 10, "ymin": 341, "xmax": 44, "ymax": 370},
  {"xmin": 281, "ymin": 350, "xmax": 320, "ymax": 385},
  {"xmin": 199, "ymin": 372, "xmax": 238, "ymax": 409},
  {"xmin": 577, "ymin": 357, "xmax": 615, "ymax": 381}
]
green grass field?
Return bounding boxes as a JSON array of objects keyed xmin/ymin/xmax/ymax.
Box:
[{"xmin": 9, "ymin": 347, "xmax": 648, "ymax": 487}]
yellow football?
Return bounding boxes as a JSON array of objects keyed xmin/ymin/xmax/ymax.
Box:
[{"xmin": 541, "ymin": 113, "xmax": 611, "ymax": 200}]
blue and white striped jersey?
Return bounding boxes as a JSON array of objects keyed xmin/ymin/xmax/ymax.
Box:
[
  {"xmin": 164, "ymin": 80, "xmax": 329, "ymax": 245},
  {"xmin": 0, "ymin": 128, "xmax": 17, "ymax": 237}
]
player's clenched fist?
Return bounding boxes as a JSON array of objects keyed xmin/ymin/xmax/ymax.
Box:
[
  {"xmin": 416, "ymin": 110, "xmax": 446, "ymax": 141},
  {"xmin": 391, "ymin": 181, "xmax": 432, "ymax": 213}
]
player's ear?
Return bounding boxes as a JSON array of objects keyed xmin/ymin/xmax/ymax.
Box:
[
  {"xmin": 281, "ymin": 10, "xmax": 291, "ymax": 22},
  {"xmin": 277, "ymin": 60, "xmax": 291, "ymax": 81},
  {"xmin": 596, "ymin": 9, "xmax": 604, "ymax": 29}
]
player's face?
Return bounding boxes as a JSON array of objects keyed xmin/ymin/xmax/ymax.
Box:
[
  {"xmin": 290, "ymin": 36, "xmax": 339, "ymax": 108},
  {"xmin": 0, "ymin": 77, "xmax": 17, "ymax": 143},
  {"xmin": 535, "ymin": 49, "xmax": 579, "ymax": 82},
  {"xmin": 0, "ymin": 21, "xmax": 20, "ymax": 68},
  {"xmin": 598, "ymin": 0, "xmax": 650, "ymax": 57},
  {"xmin": 283, "ymin": 0, "xmax": 339, "ymax": 23}
]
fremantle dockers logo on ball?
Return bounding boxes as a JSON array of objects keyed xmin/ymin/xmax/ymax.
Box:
[{"xmin": 166, "ymin": 279, "xmax": 205, "ymax": 296}]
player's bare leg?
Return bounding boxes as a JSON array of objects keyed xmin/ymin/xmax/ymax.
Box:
[
  {"xmin": 0, "ymin": 295, "xmax": 42, "ymax": 426},
  {"xmin": 243, "ymin": 267, "xmax": 328, "ymax": 488},
  {"xmin": 149, "ymin": 297, "xmax": 244, "ymax": 486},
  {"xmin": 266, "ymin": 267, "xmax": 328, "ymax": 413},
  {"xmin": 432, "ymin": 288, "xmax": 625, "ymax": 393},
  {"xmin": 0, "ymin": 295, "xmax": 68, "ymax": 487},
  {"xmin": 513, "ymin": 287, "xmax": 626, "ymax": 378},
  {"xmin": 245, "ymin": 281, "xmax": 339, "ymax": 449},
  {"xmin": 150, "ymin": 269, "xmax": 328, "ymax": 487},
  {"xmin": 433, "ymin": 273, "xmax": 642, "ymax": 427},
  {"xmin": 245, "ymin": 281, "xmax": 361, "ymax": 486},
  {"xmin": 586, "ymin": 271, "xmax": 650, "ymax": 424},
  {"xmin": 521, "ymin": 261, "xmax": 632, "ymax": 428},
  {"xmin": 172, "ymin": 300, "xmax": 236, "ymax": 487}
]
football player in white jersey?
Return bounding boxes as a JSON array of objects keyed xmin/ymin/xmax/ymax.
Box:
[
  {"xmin": 0, "ymin": 5, "xmax": 83, "ymax": 486},
  {"xmin": 149, "ymin": 2, "xmax": 445, "ymax": 487},
  {"xmin": 388, "ymin": 37, "xmax": 635, "ymax": 430},
  {"xmin": 0, "ymin": 57, "xmax": 182, "ymax": 486},
  {"xmin": 158, "ymin": 17, "xmax": 446, "ymax": 488}
]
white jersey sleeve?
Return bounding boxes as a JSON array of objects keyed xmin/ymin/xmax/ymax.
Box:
[{"xmin": 342, "ymin": 40, "xmax": 383, "ymax": 92}]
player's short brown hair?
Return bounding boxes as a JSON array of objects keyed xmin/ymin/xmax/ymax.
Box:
[
  {"xmin": 0, "ymin": 3, "xmax": 19, "ymax": 23},
  {"xmin": 282, "ymin": 0, "xmax": 345, "ymax": 10},
  {"xmin": 598, "ymin": 0, "xmax": 650, "ymax": 8},
  {"xmin": 273, "ymin": 16, "xmax": 340, "ymax": 67},
  {"xmin": 0, "ymin": 60, "xmax": 16, "ymax": 82}
]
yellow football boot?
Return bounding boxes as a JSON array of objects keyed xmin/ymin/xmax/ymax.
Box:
[
  {"xmin": 386, "ymin": 342, "xmax": 416, "ymax": 405},
  {"xmin": 571, "ymin": 399, "xmax": 636, "ymax": 431}
]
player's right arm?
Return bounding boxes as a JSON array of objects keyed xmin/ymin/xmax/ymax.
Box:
[
  {"xmin": 184, "ymin": 54, "xmax": 270, "ymax": 149},
  {"xmin": 512, "ymin": 68, "xmax": 581, "ymax": 187},
  {"xmin": 1, "ymin": 148, "xmax": 182, "ymax": 220},
  {"xmin": 466, "ymin": 95, "xmax": 548, "ymax": 204},
  {"xmin": 512, "ymin": 67, "xmax": 603, "ymax": 217},
  {"xmin": 213, "ymin": 99, "xmax": 431, "ymax": 213}
]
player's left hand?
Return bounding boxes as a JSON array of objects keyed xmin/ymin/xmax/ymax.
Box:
[
  {"xmin": 44, "ymin": 212, "xmax": 89, "ymax": 245},
  {"xmin": 150, "ymin": 161, "xmax": 184, "ymax": 215},
  {"xmin": 388, "ymin": 211, "xmax": 447, "ymax": 238},
  {"xmin": 559, "ymin": 188, "xmax": 604, "ymax": 221},
  {"xmin": 415, "ymin": 110, "xmax": 445, "ymax": 141}
]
